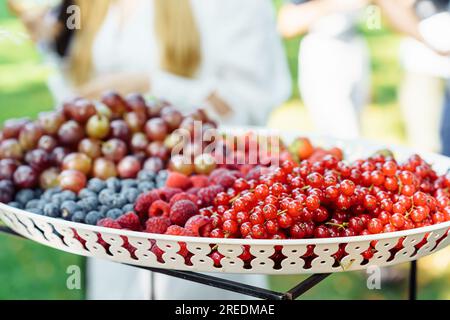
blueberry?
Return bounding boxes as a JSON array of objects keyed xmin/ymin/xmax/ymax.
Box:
[
  {"xmin": 43, "ymin": 203, "xmax": 60, "ymax": 218},
  {"xmin": 106, "ymin": 177, "xmax": 121, "ymax": 192},
  {"xmin": 60, "ymin": 201, "xmax": 81, "ymax": 220},
  {"xmin": 87, "ymin": 178, "xmax": 106, "ymax": 193},
  {"xmin": 25, "ymin": 199, "xmax": 45, "ymax": 210},
  {"xmin": 85, "ymin": 211, "xmax": 103, "ymax": 225},
  {"xmin": 122, "ymin": 204, "xmax": 134, "ymax": 213},
  {"xmin": 8, "ymin": 202, "xmax": 22, "ymax": 209},
  {"xmin": 110, "ymin": 194, "xmax": 127, "ymax": 208},
  {"xmin": 60, "ymin": 190, "xmax": 77, "ymax": 202},
  {"xmin": 71, "ymin": 211, "xmax": 86, "ymax": 223},
  {"xmin": 98, "ymin": 205, "xmax": 109, "ymax": 215},
  {"xmin": 121, "ymin": 179, "xmax": 138, "ymax": 189},
  {"xmin": 34, "ymin": 189, "xmax": 44, "ymax": 198},
  {"xmin": 99, "ymin": 190, "xmax": 114, "ymax": 206},
  {"xmin": 77, "ymin": 197, "xmax": 99, "ymax": 212},
  {"xmin": 156, "ymin": 170, "xmax": 168, "ymax": 188},
  {"xmin": 138, "ymin": 181, "xmax": 155, "ymax": 192},
  {"xmin": 137, "ymin": 170, "xmax": 156, "ymax": 182},
  {"xmin": 79, "ymin": 188, "xmax": 97, "ymax": 199},
  {"xmin": 122, "ymin": 188, "xmax": 140, "ymax": 203},
  {"xmin": 41, "ymin": 187, "xmax": 61, "ymax": 201},
  {"xmin": 106, "ymin": 208, "xmax": 123, "ymax": 219},
  {"xmin": 51, "ymin": 194, "xmax": 63, "ymax": 207},
  {"xmin": 15, "ymin": 189, "xmax": 35, "ymax": 205},
  {"xmin": 28, "ymin": 208, "xmax": 43, "ymax": 215}
]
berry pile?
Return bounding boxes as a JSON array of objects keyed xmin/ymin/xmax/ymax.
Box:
[
  {"xmin": 204, "ymin": 155, "xmax": 450, "ymax": 241},
  {"xmin": 8, "ymin": 171, "xmax": 167, "ymax": 225},
  {"xmin": 0, "ymin": 92, "xmax": 216, "ymax": 202},
  {"xmin": 127, "ymin": 154, "xmax": 450, "ymax": 242}
]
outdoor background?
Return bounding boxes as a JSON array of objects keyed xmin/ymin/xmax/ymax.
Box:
[{"xmin": 0, "ymin": 0, "xmax": 449, "ymax": 299}]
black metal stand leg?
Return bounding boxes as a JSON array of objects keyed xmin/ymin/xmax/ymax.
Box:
[{"xmin": 409, "ymin": 260, "xmax": 417, "ymax": 300}]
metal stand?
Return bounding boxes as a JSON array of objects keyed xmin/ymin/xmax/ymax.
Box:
[{"xmin": 0, "ymin": 225, "xmax": 418, "ymax": 300}]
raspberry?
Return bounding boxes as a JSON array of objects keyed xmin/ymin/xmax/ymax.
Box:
[
  {"xmin": 169, "ymin": 192, "xmax": 200, "ymax": 207},
  {"xmin": 185, "ymin": 215, "xmax": 211, "ymax": 236},
  {"xmin": 190, "ymin": 174, "xmax": 209, "ymax": 188},
  {"xmin": 168, "ymin": 192, "xmax": 192, "ymax": 206},
  {"xmin": 245, "ymin": 166, "xmax": 262, "ymax": 180},
  {"xmin": 97, "ymin": 218, "xmax": 122, "ymax": 229},
  {"xmin": 165, "ymin": 225, "xmax": 194, "ymax": 236},
  {"xmin": 209, "ymin": 169, "xmax": 239, "ymax": 188},
  {"xmin": 170, "ymin": 200, "xmax": 198, "ymax": 226},
  {"xmin": 198, "ymin": 185, "xmax": 224, "ymax": 206},
  {"xmin": 116, "ymin": 212, "xmax": 142, "ymax": 231},
  {"xmin": 134, "ymin": 190, "xmax": 160, "ymax": 219},
  {"xmin": 186, "ymin": 187, "xmax": 200, "ymax": 195},
  {"xmin": 157, "ymin": 187, "xmax": 183, "ymax": 202},
  {"xmin": 145, "ymin": 216, "xmax": 171, "ymax": 234},
  {"xmin": 148, "ymin": 200, "xmax": 170, "ymax": 217},
  {"xmin": 165, "ymin": 172, "xmax": 192, "ymax": 190}
]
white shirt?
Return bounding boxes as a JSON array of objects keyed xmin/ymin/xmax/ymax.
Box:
[{"xmin": 59, "ymin": 0, "xmax": 291, "ymax": 126}]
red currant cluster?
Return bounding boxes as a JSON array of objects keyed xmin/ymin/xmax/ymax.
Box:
[{"xmin": 204, "ymin": 153, "xmax": 450, "ymax": 242}]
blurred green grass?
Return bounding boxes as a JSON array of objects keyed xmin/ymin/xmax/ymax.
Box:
[{"xmin": 0, "ymin": 0, "xmax": 448, "ymax": 300}]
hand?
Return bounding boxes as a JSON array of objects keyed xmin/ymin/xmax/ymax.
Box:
[
  {"xmin": 7, "ymin": 0, "xmax": 55, "ymax": 42},
  {"xmin": 278, "ymin": 3, "xmax": 304, "ymax": 38}
]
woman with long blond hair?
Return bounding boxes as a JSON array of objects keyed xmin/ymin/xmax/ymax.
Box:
[
  {"xmin": 9, "ymin": 0, "xmax": 290, "ymax": 126},
  {"xmin": 9, "ymin": 0, "xmax": 291, "ymax": 299}
]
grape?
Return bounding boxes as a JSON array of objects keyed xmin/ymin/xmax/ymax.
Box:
[
  {"xmin": 25, "ymin": 149, "xmax": 52, "ymax": 172},
  {"xmin": 125, "ymin": 93, "xmax": 147, "ymax": 114},
  {"xmin": 110, "ymin": 119, "xmax": 131, "ymax": 141},
  {"xmin": 38, "ymin": 135, "xmax": 58, "ymax": 152},
  {"xmin": 168, "ymin": 154, "xmax": 194, "ymax": 175},
  {"xmin": 68, "ymin": 99, "xmax": 96, "ymax": 123},
  {"xmin": 2, "ymin": 118, "xmax": 30, "ymax": 139},
  {"xmin": 38, "ymin": 111, "xmax": 66, "ymax": 134},
  {"xmin": 58, "ymin": 121, "xmax": 85, "ymax": 146},
  {"xmin": 145, "ymin": 117, "xmax": 169, "ymax": 141},
  {"xmin": 78, "ymin": 138, "xmax": 102, "ymax": 159},
  {"xmin": 58, "ymin": 170, "xmax": 87, "ymax": 193},
  {"xmin": 102, "ymin": 138, "xmax": 127, "ymax": 162},
  {"xmin": 0, "ymin": 180, "xmax": 15, "ymax": 203},
  {"xmin": 161, "ymin": 107, "xmax": 183, "ymax": 130},
  {"xmin": 13, "ymin": 165, "xmax": 38, "ymax": 189},
  {"xmin": 130, "ymin": 132, "xmax": 149, "ymax": 153},
  {"xmin": 146, "ymin": 141, "xmax": 170, "ymax": 160},
  {"xmin": 39, "ymin": 167, "xmax": 61, "ymax": 189},
  {"xmin": 0, "ymin": 138, "xmax": 24, "ymax": 160},
  {"xmin": 117, "ymin": 156, "xmax": 142, "ymax": 179},
  {"xmin": 194, "ymin": 153, "xmax": 217, "ymax": 174},
  {"xmin": 93, "ymin": 158, "xmax": 118, "ymax": 180},
  {"xmin": 124, "ymin": 111, "xmax": 145, "ymax": 133},
  {"xmin": 143, "ymin": 157, "xmax": 164, "ymax": 172},
  {"xmin": 62, "ymin": 152, "xmax": 92, "ymax": 175},
  {"xmin": 101, "ymin": 91, "xmax": 127, "ymax": 118},
  {"xmin": 51, "ymin": 147, "xmax": 71, "ymax": 166},
  {"xmin": 19, "ymin": 122, "xmax": 44, "ymax": 151},
  {"xmin": 0, "ymin": 159, "xmax": 19, "ymax": 180},
  {"xmin": 86, "ymin": 115, "xmax": 110, "ymax": 139}
]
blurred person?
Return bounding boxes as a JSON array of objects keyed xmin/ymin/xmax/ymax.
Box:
[
  {"xmin": 278, "ymin": 0, "xmax": 371, "ymax": 139},
  {"xmin": 398, "ymin": 0, "xmax": 450, "ymax": 152},
  {"xmin": 8, "ymin": 0, "xmax": 291, "ymax": 299},
  {"xmin": 8, "ymin": 0, "xmax": 291, "ymax": 126},
  {"xmin": 375, "ymin": 0, "xmax": 450, "ymax": 154}
]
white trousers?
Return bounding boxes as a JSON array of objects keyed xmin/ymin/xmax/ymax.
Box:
[
  {"xmin": 87, "ymin": 258, "xmax": 268, "ymax": 300},
  {"xmin": 299, "ymin": 33, "xmax": 370, "ymax": 139}
]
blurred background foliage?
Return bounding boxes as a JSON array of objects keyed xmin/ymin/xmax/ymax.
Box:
[{"xmin": 0, "ymin": 0, "xmax": 449, "ymax": 299}]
